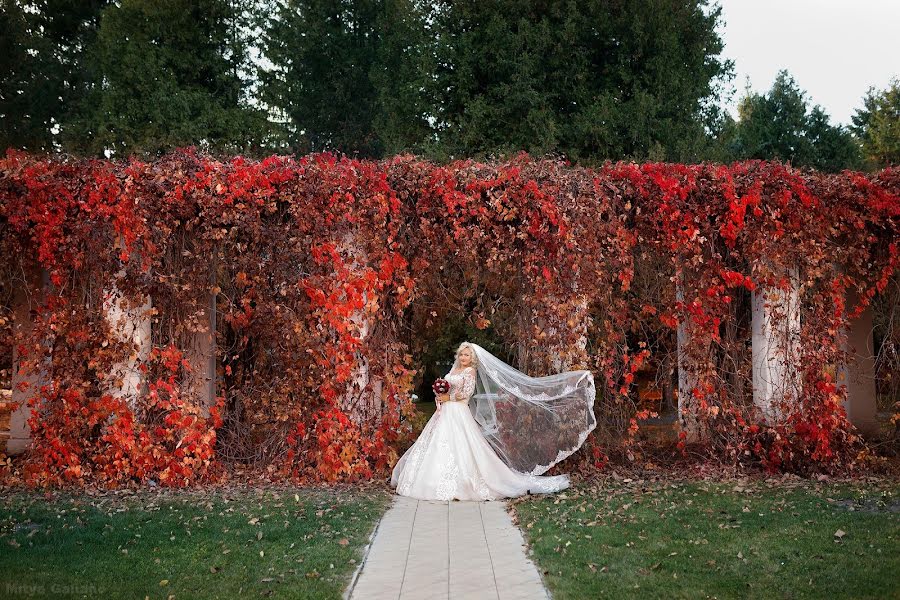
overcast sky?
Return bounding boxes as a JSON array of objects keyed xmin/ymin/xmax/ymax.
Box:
[{"xmin": 716, "ymin": 0, "xmax": 900, "ymax": 126}]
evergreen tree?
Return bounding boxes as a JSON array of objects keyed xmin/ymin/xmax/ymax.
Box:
[
  {"xmin": 805, "ymin": 105, "xmax": 860, "ymax": 172},
  {"xmin": 260, "ymin": 0, "xmax": 377, "ymax": 156},
  {"xmin": 729, "ymin": 70, "xmax": 860, "ymax": 172},
  {"xmin": 65, "ymin": 0, "xmax": 267, "ymax": 157},
  {"xmin": 259, "ymin": 0, "xmax": 433, "ymax": 157},
  {"xmin": 370, "ymin": 0, "xmax": 434, "ymax": 156},
  {"xmin": 851, "ymin": 79, "xmax": 900, "ymax": 169},
  {"xmin": 0, "ymin": 0, "xmax": 109, "ymax": 152},
  {"xmin": 427, "ymin": 0, "xmax": 733, "ymax": 163},
  {"xmin": 258, "ymin": 0, "xmax": 733, "ymax": 163}
]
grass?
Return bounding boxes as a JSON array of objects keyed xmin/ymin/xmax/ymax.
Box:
[
  {"xmin": 0, "ymin": 484, "xmax": 391, "ymax": 599},
  {"xmin": 413, "ymin": 399, "xmax": 437, "ymax": 422},
  {"xmin": 511, "ymin": 477, "xmax": 900, "ymax": 600}
]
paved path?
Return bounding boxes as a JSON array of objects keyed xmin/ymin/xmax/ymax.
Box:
[{"xmin": 346, "ymin": 496, "xmax": 550, "ymax": 600}]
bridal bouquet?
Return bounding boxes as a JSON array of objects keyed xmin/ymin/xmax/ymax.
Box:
[{"xmin": 432, "ymin": 378, "xmax": 450, "ymax": 400}]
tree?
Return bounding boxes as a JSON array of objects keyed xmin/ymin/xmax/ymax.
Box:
[
  {"xmin": 369, "ymin": 0, "xmax": 435, "ymax": 157},
  {"xmin": 851, "ymin": 79, "xmax": 900, "ymax": 169},
  {"xmin": 427, "ymin": 0, "xmax": 734, "ymax": 163},
  {"xmin": 806, "ymin": 106, "xmax": 861, "ymax": 173},
  {"xmin": 729, "ymin": 70, "xmax": 861, "ymax": 172},
  {"xmin": 0, "ymin": 0, "xmax": 110, "ymax": 152},
  {"xmin": 258, "ymin": 0, "xmax": 433, "ymax": 157},
  {"xmin": 0, "ymin": 1, "xmax": 45, "ymax": 150},
  {"xmin": 5, "ymin": 0, "xmax": 739, "ymax": 163},
  {"xmin": 64, "ymin": 0, "xmax": 267, "ymax": 157},
  {"xmin": 257, "ymin": 0, "xmax": 733, "ymax": 163},
  {"xmin": 261, "ymin": 0, "xmax": 370, "ymax": 156}
]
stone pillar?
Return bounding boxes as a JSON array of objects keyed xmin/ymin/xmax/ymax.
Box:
[
  {"xmin": 752, "ymin": 265, "xmax": 802, "ymax": 424},
  {"xmin": 547, "ymin": 290, "xmax": 590, "ymax": 373},
  {"xmin": 183, "ymin": 256, "xmax": 217, "ymax": 417},
  {"xmin": 0, "ymin": 393, "xmax": 12, "ymax": 452},
  {"xmin": 102, "ymin": 268, "xmax": 152, "ymax": 411},
  {"xmin": 7, "ymin": 267, "xmax": 50, "ymax": 455},
  {"xmin": 676, "ymin": 276, "xmax": 703, "ymax": 442},
  {"xmin": 837, "ymin": 287, "xmax": 878, "ymax": 437},
  {"xmin": 345, "ymin": 295, "xmax": 374, "ymax": 423},
  {"xmin": 516, "ymin": 303, "xmax": 533, "ymax": 374},
  {"xmin": 340, "ymin": 231, "xmax": 383, "ymax": 424}
]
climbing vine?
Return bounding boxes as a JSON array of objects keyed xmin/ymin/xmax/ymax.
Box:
[{"xmin": 0, "ymin": 148, "xmax": 896, "ymax": 487}]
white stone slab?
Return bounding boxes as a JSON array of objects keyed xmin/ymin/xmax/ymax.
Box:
[{"xmin": 347, "ymin": 497, "xmax": 549, "ymax": 600}]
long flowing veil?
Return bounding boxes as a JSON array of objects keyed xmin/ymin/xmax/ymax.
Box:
[{"xmin": 455, "ymin": 342, "xmax": 597, "ymax": 475}]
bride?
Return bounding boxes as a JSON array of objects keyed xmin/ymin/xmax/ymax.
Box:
[{"xmin": 390, "ymin": 341, "xmax": 597, "ymax": 501}]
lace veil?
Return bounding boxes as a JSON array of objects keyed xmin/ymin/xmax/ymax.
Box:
[{"xmin": 451, "ymin": 341, "xmax": 597, "ymax": 476}]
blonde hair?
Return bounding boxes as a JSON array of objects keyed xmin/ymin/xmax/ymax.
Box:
[{"xmin": 453, "ymin": 342, "xmax": 480, "ymax": 371}]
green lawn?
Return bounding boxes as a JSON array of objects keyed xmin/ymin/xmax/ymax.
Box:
[
  {"xmin": 0, "ymin": 484, "xmax": 390, "ymax": 599},
  {"xmin": 511, "ymin": 478, "xmax": 900, "ymax": 600},
  {"xmin": 414, "ymin": 399, "xmax": 437, "ymax": 421}
]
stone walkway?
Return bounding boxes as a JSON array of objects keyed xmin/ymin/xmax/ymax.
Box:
[{"xmin": 346, "ymin": 496, "xmax": 550, "ymax": 600}]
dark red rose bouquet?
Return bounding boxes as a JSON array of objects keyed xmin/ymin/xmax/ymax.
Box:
[{"xmin": 432, "ymin": 378, "xmax": 450, "ymax": 396}]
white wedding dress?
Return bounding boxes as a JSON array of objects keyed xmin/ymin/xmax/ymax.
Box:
[{"xmin": 390, "ymin": 366, "xmax": 570, "ymax": 501}]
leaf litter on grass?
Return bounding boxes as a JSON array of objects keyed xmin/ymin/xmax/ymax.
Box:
[{"xmin": 507, "ymin": 474, "xmax": 899, "ymax": 599}]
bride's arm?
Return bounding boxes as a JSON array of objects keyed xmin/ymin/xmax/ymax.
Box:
[{"xmin": 454, "ymin": 367, "xmax": 476, "ymax": 402}]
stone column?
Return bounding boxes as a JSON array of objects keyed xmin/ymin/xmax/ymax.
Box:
[
  {"xmin": 547, "ymin": 290, "xmax": 590, "ymax": 373},
  {"xmin": 102, "ymin": 267, "xmax": 152, "ymax": 412},
  {"xmin": 182, "ymin": 254, "xmax": 217, "ymax": 418},
  {"xmin": 751, "ymin": 265, "xmax": 802, "ymax": 424},
  {"xmin": 676, "ymin": 276, "xmax": 703, "ymax": 442},
  {"xmin": 837, "ymin": 286, "xmax": 878, "ymax": 437},
  {"xmin": 516, "ymin": 303, "xmax": 533, "ymax": 374},
  {"xmin": 340, "ymin": 231, "xmax": 383, "ymax": 424},
  {"xmin": 7, "ymin": 266, "xmax": 50, "ymax": 455}
]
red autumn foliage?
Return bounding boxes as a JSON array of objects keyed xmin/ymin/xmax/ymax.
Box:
[{"xmin": 0, "ymin": 147, "xmax": 897, "ymax": 487}]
